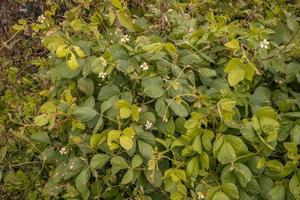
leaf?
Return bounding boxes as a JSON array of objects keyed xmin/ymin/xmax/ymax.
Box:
[
  {"xmin": 73, "ymin": 106, "xmax": 97, "ymax": 121},
  {"xmin": 138, "ymin": 140, "xmax": 153, "ymax": 159},
  {"xmin": 76, "ymin": 168, "xmax": 90, "ymax": 194},
  {"xmin": 34, "ymin": 114, "xmax": 50, "ymax": 126},
  {"xmin": 116, "ymin": 100, "xmax": 132, "ymax": 119},
  {"xmin": 119, "ymin": 135, "xmax": 133, "ymax": 150},
  {"xmin": 78, "ymin": 78, "xmax": 94, "ymax": 96},
  {"xmin": 212, "ymin": 192, "xmax": 230, "ymax": 200},
  {"xmin": 131, "ymin": 154, "xmax": 143, "ymax": 169},
  {"xmin": 291, "ymin": 125, "xmax": 300, "ymax": 145},
  {"xmin": 221, "ymin": 183, "xmax": 239, "ymax": 199},
  {"xmin": 121, "ymin": 169, "xmax": 134, "ymax": 184},
  {"xmin": 111, "ymin": 156, "xmax": 129, "ymax": 174},
  {"xmin": 267, "ymin": 185, "xmax": 286, "ymax": 200},
  {"xmin": 67, "ymin": 52, "xmax": 79, "ymax": 70},
  {"xmin": 56, "ymin": 45, "xmax": 69, "ymax": 57},
  {"xmin": 224, "ymin": 58, "xmax": 242, "ymax": 73},
  {"xmin": 111, "ymin": 0, "xmax": 123, "ymax": 9},
  {"xmin": 289, "ymin": 170, "xmax": 300, "ymax": 199},
  {"xmin": 228, "ymin": 68, "xmax": 245, "ymax": 86},
  {"xmin": 141, "ymin": 77, "xmax": 164, "ymax": 98},
  {"xmin": 198, "ymin": 68, "xmax": 217, "ymax": 77},
  {"xmin": 117, "ymin": 12, "xmax": 134, "ymax": 32},
  {"xmin": 186, "ymin": 157, "xmax": 199, "ymax": 178},
  {"xmin": 107, "ymin": 130, "xmax": 121, "ymax": 150},
  {"xmin": 234, "ymin": 163, "xmax": 252, "ymax": 187},
  {"xmin": 225, "ymin": 39, "xmax": 240, "ymax": 49},
  {"xmin": 30, "ymin": 132, "xmax": 51, "ymax": 144},
  {"xmin": 73, "ymin": 46, "xmax": 85, "ymax": 58},
  {"xmin": 165, "ymin": 99, "xmax": 188, "ymax": 117},
  {"xmin": 217, "ymin": 141, "xmax": 236, "ymax": 164},
  {"xmin": 90, "ymin": 154, "xmax": 110, "ymax": 169}
]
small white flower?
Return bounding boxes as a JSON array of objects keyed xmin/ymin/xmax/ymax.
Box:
[
  {"xmin": 120, "ymin": 34, "xmax": 130, "ymax": 43},
  {"xmin": 162, "ymin": 75, "xmax": 170, "ymax": 81},
  {"xmin": 37, "ymin": 15, "xmax": 46, "ymax": 23},
  {"xmin": 99, "ymin": 57, "xmax": 107, "ymax": 67},
  {"xmin": 145, "ymin": 120, "xmax": 153, "ymax": 130},
  {"xmin": 59, "ymin": 147, "xmax": 67, "ymax": 155},
  {"xmin": 140, "ymin": 62, "xmax": 149, "ymax": 71},
  {"xmin": 259, "ymin": 39, "xmax": 270, "ymax": 49},
  {"xmin": 138, "ymin": 107, "xmax": 142, "ymax": 112},
  {"xmin": 98, "ymin": 71, "xmax": 107, "ymax": 79}
]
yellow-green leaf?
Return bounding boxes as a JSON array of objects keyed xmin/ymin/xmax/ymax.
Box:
[
  {"xmin": 72, "ymin": 46, "xmax": 85, "ymax": 58},
  {"xmin": 56, "ymin": 45, "xmax": 69, "ymax": 57},
  {"xmin": 225, "ymin": 39, "xmax": 240, "ymax": 50},
  {"xmin": 67, "ymin": 52, "xmax": 79, "ymax": 70},
  {"xmin": 228, "ymin": 68, "xmax": 245, "ymax": 86},
  {"xmin": 119, "ymin": 135, "xmax": 133, "ymax": 150},
  {"xmin": 117, "ymin": 12, "xmax": 134, "ymax": 32}
]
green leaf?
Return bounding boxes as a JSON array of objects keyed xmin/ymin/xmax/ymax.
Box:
[
  {"xmin": 165, "ymin": 99, "xmax": 188, "ymax": 117},
  {"xmin": 131, "ymin": 154, "xmax": 143, "ymax": 169},
  {"xmin": 267, "ymin": 185, "xmax": 286, "ymax": 200},
  {"xmin": 111, "ymin": 0, "xmax": 123, "ymax": 9},
  {"xmin": 138, "ymin": 140, "xmax": 153, "ymax": 159},
  {"xmin": 111, "ymin": 156, "xmax": 129, "ymax": 174},
  {"xmin": 142, "ymin": 77, "xmax": 164, "ymax": 98},
  {"xmin": 290, "ymin": 170, "xmax": 300, "ymax": 199},
  {"xmin": 217, "ymin": 141, "xmax": 236, "ymax": 164},
  {"xmin": 34, "ymin": 114, "xmax": 50, "ymax": 126},
  {"xmin": 221, "ymin": 183, "xmax": 239, "ymax": 199},
  {"xmin": 117, "ymin": 12, "xmax": 134, "ymax": 32},
  {"xmin": 73, "ymin": 106, "xmax": 97, "ymax": 122},
  {"xmin": 64, "ymin": 157, "xmax": 85, "ymax": 180},
  {"xmin": 212, "ymin": 192, "xmax": 230, "ymax": 200},
  {"xmin": 228, "ymin": 68, "xmax": 245, "ymax": 86},
  {"xmin": 186, "ymin": 157, "xmax": 199, "ymax": 178},
  {"xmin": 75, "ymin": 168, "xmax": 90, "ymax": 194},
  {"xmin": 90, "ymin": 154, "xmax": 110, "ymax": 169},
  {"xmin": 30, "ymin": 132, "xmax": 51, "ymax": 144},
  {"xmin": 234, "ymin": 163, "xmax": 252, "ymax": 187},
  {"xmin": 198, "ymin": 68, "xmax": 217, "ymax": 77},
  {"xmin": 291, "ymin": 125, "xmax": 300, "ymax": 145},
  {"xmin": 121, "ymin": 169, "xmax": 134, "ymax": 185},
  {"xmin": 78, "ymin": 78, "xmax": 94, "ymax": 96}
]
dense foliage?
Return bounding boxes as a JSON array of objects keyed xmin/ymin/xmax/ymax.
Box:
[{"xmin": 1, "ymin": 0, "xmax": 300, "ymax": 199}]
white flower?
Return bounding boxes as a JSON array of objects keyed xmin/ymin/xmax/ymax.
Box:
[
  {"xmin": 140, "ymin": 62, "xmax": 149, "ymax": 71},
  {"xmin": 138, "ymin": 107, "xmax": 142, "ymax": 112},
  {"xmin": 145, "ymin": 120, "xmax": 153, "ymax": 130},
  {"xmin": 162, "ymin": 75, "xmax": 170, "ymax": 81},
  {"xmin": 259, "ymin": 39, "xmax": 270, "ymax": 49},
  {"xmin": 70, "ymin": 164, "xmax": 75, "ymax": 169},
  {"xmin": 99, "ymin": 57, "xmax": 107, "ymax": 67},
  {"xmin": 59, "ymin": 147, "xmax": 67, "ymax": 155},
  {"xmin": 98, "ymin": 71, "xmax": 107, "ymax": 79},
  {"xmin": 120, "ymin": 34, "xmax": 130, "ymax": 43},
  {"xmin": 37, "ymin": 15, "xmax": 46, "ymax": 23}
]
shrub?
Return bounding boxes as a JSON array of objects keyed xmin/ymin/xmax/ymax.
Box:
[{"xmin": 1, "ymin": 0, "xmax": 300, "ymax": 199}]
